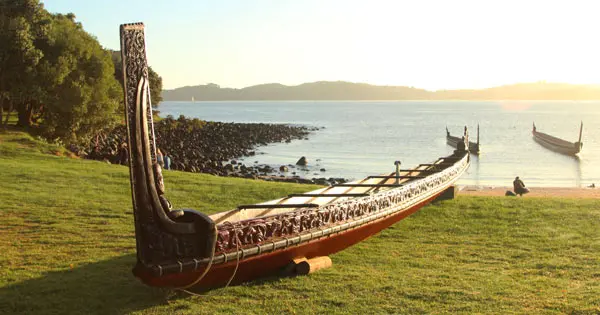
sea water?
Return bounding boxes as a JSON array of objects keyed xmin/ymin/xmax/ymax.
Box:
[{"xmin": 159, "ymin": 101, "xmax": 600, "ymax": 187}]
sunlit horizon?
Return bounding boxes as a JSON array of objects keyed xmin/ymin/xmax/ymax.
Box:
[{"xmin": 42, "ymin": 0, "xmax": 600, "ymax": 90}]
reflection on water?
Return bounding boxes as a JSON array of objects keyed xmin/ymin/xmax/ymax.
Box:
[
  {"xmin": 160, "ymin": 100, "xmax": 600, "ymax": 188},
  {"xmin": 573, "ymin": 155, "xmax": 582, "ymax": 188},
  {"xmin": 468, "ymin": 155, "xmax": 481, "ymax": 186}
]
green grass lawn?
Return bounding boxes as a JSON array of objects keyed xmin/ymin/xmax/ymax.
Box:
[
  {"xmin": 1, "ymin": 111, "xmax": 18, "ymax": 127},
  {"xmin": 1, "ymin": 131, "xmax": 599, "ymax": 314}
]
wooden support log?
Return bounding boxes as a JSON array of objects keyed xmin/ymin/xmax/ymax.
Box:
[
  {"xmin": 281, "ymin": 256, "xmax": 333, "ymax": 276},
  {"xmin": 295, "ymin": 256, "xmax": 333, "ymax": 275},
  {"xmin": 434, "ymin": 186, "xmax": 457, "ymax": 202},
  {"xmin": 281, "ymin": 257, "xmax": 306, "ymax": 276}
]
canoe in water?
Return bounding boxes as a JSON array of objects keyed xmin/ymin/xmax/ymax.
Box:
[
  {"xmin": 532, "ymin": 122, "xmax": 583, "ymax": 155},
  {"xmin": 446, "ymin": 125, "xmax": 480, "ymax": 154}
]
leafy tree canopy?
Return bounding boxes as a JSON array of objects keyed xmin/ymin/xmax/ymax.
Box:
[
  {"xmin": 0, "ymin": 0, "xmax": 165, "ymax": 145},
  {"xmin": 110, "ymin": 50, "xmax": 163, "ymax": 107},
  {"xmin": 37, "ymin": 13, "xmax": 121, "ymax": 143}
]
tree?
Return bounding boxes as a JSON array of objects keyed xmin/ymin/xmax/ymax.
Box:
[
  {"xmin": 148, "ymin": 66, "xmax": 163, "ymax": 106},
  {"xmin": 35, "ymin": 14, "xmax": 121, "ymax": 143},
  {"xmin": 111, "ymin": 50, "xmax": 163, "ymax": 107},
  {"xmin": 0, "ymin": 2, "xmax": 162, "ymax": 143},
  {"xmin": 0, "ymin": 0, "xmax": 50, "ymax": 127}
]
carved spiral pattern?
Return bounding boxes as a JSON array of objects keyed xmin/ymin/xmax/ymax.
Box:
[
  {"xmin": 122, "ymin": 26, "xmax": 154, "ymax": 226},
  {"xmin": 215, "ymin": 155, "xmax": 468, "ymax": 253}
]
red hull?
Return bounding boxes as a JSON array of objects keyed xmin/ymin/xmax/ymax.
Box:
[{"xmin": 134, "ymin": 190, "xmax": 442, "ymax": 290}]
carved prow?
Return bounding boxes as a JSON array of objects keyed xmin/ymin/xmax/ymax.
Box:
[{"xmin": 120, "ymin": 23, "xmax": 216, "ymax": 268}]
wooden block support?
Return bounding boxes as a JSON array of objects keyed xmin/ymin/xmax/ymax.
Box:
[
  {"xmin": 295, "ymin": 256, "xmax": 333, "ymax": 275},
  {"xmin": 434, "ymin": 186, "xmax": 457, "ymax": 202},
  {"xmin": 281, "ymin": 256, "xmax": 333, "ymax": 276},
  {"xmin": 281, "ymin": 257, "xmax": 307, "ymax": 276}
]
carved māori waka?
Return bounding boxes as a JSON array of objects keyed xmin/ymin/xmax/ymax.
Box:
[
  {"xmin": 446, "ymin": 125, "xmax": 480, "ymax": 154},
  {"xmin": 532, "ymin": 122, "xmax": 583, "ymax": 156},
  {"xmin": 120, "ymin": 22, "xmax": 471, "ymax": 290}
]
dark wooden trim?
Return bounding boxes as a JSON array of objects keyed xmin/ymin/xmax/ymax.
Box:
[
  {"xmin": 287, "ymin": 193, "xmax": 370, "ymax": 198},
  {"xmin": 333, "ymin": 184, "xmax": 403, "ymax": 187},
  {"xmin": 367, "ymin": 175, "xmax": 426, "ymax": 179},
  {"xmin": 419, "ymin": 163, "xmax": 453, "ymax": 167},
  {"xmin": 237, "ymin": 203, "xmax": 319, "ymax": 210},
  {"xmin": 398, "ymin": 169, "xmax": 438, "ymax": 173}
]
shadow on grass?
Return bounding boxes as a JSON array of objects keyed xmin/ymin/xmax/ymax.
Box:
[
  {"xmin": 1, "ymin": 254, "xmax": 171, "ymax": 315},
  {"xmin": 179, "ymin": 269, "xmax": 302, "ymax": 297}
]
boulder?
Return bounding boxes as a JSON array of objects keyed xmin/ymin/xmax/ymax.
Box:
[
  {"xmin": 296, "ymin": 156, "xmax": 308, "ymax": 166},
  {"xmin": 314, "ymin": 178, "xmax": 328, "ymax": 185},
  {"xmin": 279, "ymin": 165, "xmax": 289, "ymax": 172}
]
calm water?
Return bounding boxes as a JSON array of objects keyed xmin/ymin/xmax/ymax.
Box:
[{"xmin": 159, "ymin": 101, "xmax": 600, "ymax": 187}]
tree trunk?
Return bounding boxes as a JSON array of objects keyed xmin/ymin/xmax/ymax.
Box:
[{"xmin": 16, "ymin": 102, "xmax": 33, "ymax": 128}]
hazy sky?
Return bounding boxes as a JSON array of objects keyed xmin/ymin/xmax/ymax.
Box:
[{"xmin": 42, "ymin": 0, "xmax": 600, "ymax": 90}]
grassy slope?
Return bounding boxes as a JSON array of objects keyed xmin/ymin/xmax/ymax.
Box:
[{"xmin": 1, "ymin": 131, "xmax": 599, "ymax": 314}]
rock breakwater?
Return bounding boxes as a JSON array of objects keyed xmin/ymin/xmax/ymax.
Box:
[{"xmin": 81, "ymin": 115, "xmax": 344, "ymax": 185}]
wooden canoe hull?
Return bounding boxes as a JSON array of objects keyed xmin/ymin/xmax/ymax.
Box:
[
  {"xmin": 133, "ymin": 189, "xmax": 445, "ymax": 290},
  {"xmin": 446, "ymin": 135, "xmax": 479, "ymax": 154},
  {"xmin": 120, "ymin": 23, "xmax": 471, "ymax": 292},
  {"xmin": 532, "ymin": 131, "xmax": 582, "ymax": 155}
]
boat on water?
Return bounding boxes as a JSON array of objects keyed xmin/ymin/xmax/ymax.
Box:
[
  {"xmin": 447, "ymin": 125, "xmax": 480, "ymax": 154},
  {"xmin": 120, "ymin": 23, "xmax": 471, "ymax": 290},
  {"xmin": 532, "ymin": 122, "xmax": 583, "ymax": 155}
]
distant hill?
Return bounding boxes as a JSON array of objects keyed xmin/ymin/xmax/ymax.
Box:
[{"xmin": 161, "ymin": 81, "xmax": 600, "ymax": 101}]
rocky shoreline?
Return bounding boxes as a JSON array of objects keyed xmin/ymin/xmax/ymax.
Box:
[{"xmin": 80, "ymin": 115, "xmax": 347, "ymax": 185}]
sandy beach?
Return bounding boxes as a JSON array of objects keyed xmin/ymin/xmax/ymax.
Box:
[{"xmin": 457, "ymin": 185, "xmax": 600, "ymax": 198}]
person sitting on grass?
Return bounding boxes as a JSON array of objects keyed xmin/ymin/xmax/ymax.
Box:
[{"xmin": 513, "ymin": 176, "xmax": 530, "ymax": 196}]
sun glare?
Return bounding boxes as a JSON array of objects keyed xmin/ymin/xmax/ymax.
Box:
[{"xmin": 319, "ymin": 0, "xmax": 600, "ymax": 90}]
